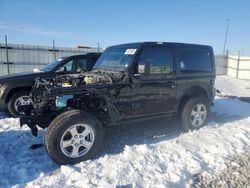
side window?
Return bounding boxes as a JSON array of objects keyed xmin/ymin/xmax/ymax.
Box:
[
  {"xmin": 179, "ymin": 49, "xmax": 212, "ymax": 72},
  {"xmin": 62, "ymin": 60, "xmax": 73, "ymax": 72},
  {"xmin": 76, "ymin": 58, "xmax": 87, "ymax": 72},
  {"xmin": 137, "ymin": 46, "xmax": 173, "ymax": 75}
]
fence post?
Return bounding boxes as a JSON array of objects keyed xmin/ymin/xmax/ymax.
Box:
[
  {"xmin": 236, "ymin": 51, "xmax": 240, "ymax": 79},
  {"xmin": 225, "ymin": 50, "xmax": 229, "ymax": 75},
  {"xmin": 5, "ymin": 35, "xmax": 10, "ymax": 75},
  {"xmin": 53, "ymin": 39, "xmax": 56, "ymax": 60}
]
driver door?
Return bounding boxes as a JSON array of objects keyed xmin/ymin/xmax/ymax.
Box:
[{"xmin": 131, "ymin": 45, "xmax": 176, "ymax": 116}]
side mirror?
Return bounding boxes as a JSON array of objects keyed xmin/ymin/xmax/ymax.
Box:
[
  {"xmin": 138, "ymin": 64, "xmax": 146, "ymax": 74},
  {"xmin": 133, "ymin": 64, "xmax": 145, "ymax": 78},
  {"xmin": 56, "ymin": 66, "xmax": 66, "ymax": 73}
]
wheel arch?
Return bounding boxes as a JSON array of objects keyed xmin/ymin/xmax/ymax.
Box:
[{"xmin": 178, "ymin": 86, "xmax": 209, "ymax": 114}]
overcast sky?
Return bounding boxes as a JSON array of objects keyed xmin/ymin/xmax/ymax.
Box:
[{"xmin": 0, "ymin": 0, "xmax": 250, "ymax": 55}]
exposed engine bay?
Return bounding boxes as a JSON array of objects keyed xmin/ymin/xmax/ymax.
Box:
[
  {"xmin": 53, "ymin": 69, "xmax": 124, "ymax": 87},
  {"xmin": 19, "ymin": 69, "xmax": 126, "ymax": 136},
  {"xmin": 84, "ymin": 73, "xmax": 111, "ymax": 84}
]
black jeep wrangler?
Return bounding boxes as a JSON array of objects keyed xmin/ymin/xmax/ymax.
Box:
[{"xmin": 20, "ymin": 42, "xmax": 215, "ymax": 165}]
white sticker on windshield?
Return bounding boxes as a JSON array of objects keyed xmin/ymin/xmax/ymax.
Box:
[{"xmin": 124, "ymin": 49, "xmax": 137, "ymax": 55}]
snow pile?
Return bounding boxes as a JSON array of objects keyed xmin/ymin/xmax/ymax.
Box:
[
  {"xmin": 215, "ymin": 76, "xmax": 250, "ymax": 97},
  {"xmin": 0, "ymin": 76, "xmax": 250, "ymax": 187},
  {"xmin": 0, "ymin": 116, "xmax": 57, "ymax": 187}
]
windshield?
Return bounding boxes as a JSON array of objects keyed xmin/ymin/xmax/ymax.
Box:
[
  {"xmin": 40, "ymin": 58, "xmax": 64, "ymax": 72},
  {"xmin": 94, "ymin": 47, "xmax": 137, "ymax": 71}
]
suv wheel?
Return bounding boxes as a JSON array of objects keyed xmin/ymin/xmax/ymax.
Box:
[
  {"xmin": 8, "ymin": 90, "xmax": 32, "ymax": 117},
  {"xmin": 181, "ymin": 97, "xmax": 210, "ymax": 131},
  {"xmin": 44, "ymin": 110, "xmax": 104, "ymax": 165}
]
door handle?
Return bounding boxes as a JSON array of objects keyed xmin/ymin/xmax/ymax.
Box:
[{"xmin": 166, "ymin": 81, "xmax": 175, "ymax": 89}]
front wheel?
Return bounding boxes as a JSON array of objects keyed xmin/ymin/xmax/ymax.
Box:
[
  {"xmin": 181, "ymin": 97, "xmax": 210, "ymax": 132},
  {"xmin": 44, "ymin": 110, "xmax": 104, "ymax": 165}
]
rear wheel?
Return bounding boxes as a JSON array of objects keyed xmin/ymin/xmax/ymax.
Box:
[
  {"xmin": 181, "ymin": 97, "xmax": 210, "ymax": 131},
  {"xmin": 45, "ymin": 110, "xmax": 104, "ymax": 165},
  {"xmin": 8, "ymin": 90, "xmax": 32, "ymax": 117}
]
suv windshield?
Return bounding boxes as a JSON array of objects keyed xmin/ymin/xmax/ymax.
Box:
[
  {"xmin": 94, "ymin": 47, "xmax": 137, "ymax": 71},
  {"xmin": 40, "ymin": 58, "xmax": 64, "ymax": 72}
]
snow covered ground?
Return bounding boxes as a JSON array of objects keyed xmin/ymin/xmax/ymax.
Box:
[
  {"xmin": 0, "ymin": 76, "xmax": 250, "ymax": 188},
  {"xmin": 215, "ymin": 76, "xmax": 250, "ymax": 97}
]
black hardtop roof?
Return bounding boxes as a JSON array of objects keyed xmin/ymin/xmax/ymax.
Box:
[{"xmin": 109, "ymin": 42, "xmax": 212, "ymax": 50}]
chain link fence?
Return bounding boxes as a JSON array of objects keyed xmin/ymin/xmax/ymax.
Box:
[
  {"xmin": 215, "ymin": 51, "xmax": 250, "ymax": 80},
  {"xmin": 0, "ymin": 43, "xmax": 100, "ymax": 76}
]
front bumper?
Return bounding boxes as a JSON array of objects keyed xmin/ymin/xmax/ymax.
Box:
[
  {"xmin": 20, "ymin": 117, "xmax": 39, "ymax": 136},
  {"xmin": 19, "ymin": 104, "xmax": 58, "ymax": 136},
  {"xmin": 20, "ymin": 114, "xmax": 54, "ymax": 136}
]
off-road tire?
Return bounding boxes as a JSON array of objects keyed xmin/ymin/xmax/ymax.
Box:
[
  {"xmin": 181, "ymin": 97, "xmax": 210, "ymax": 132},
  {"xmin": 44, "ymin": 110, "xmax": 104, "ymax": 165}
]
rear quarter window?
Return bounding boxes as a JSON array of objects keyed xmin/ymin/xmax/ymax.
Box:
[{"xmin": 179, "ymin": 49, "xmax": 212, "ymax": 72}]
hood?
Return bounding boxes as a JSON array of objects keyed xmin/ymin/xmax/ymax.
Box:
[{"xmin": 0, "ymin": 71, "xmax": 45, "ymax": 82}]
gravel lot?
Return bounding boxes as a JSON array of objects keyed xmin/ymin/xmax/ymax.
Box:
[{"xmin": 193, "ymin": 148, "xmax": 250, "ymax": 188}]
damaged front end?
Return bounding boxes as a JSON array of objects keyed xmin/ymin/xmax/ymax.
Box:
[{"xmin": 19, "ymin": 71, "xmax": 121, "ymax": 136}]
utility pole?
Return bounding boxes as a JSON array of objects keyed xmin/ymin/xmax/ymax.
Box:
[
  {"xmin": 53, "ymin": 39, "xmax": 56, "ymax": 60},
  {"xmin": 223, "ymin": 19, "xmax": 230, "ymax": 56},
  {"xmin": 97, "ymin": 42, "xmax": 100, "ymax": 53},
  {"xmin": 5, "ymin": 35, "xmax": 10, "ymax": 75}
]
